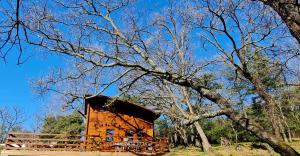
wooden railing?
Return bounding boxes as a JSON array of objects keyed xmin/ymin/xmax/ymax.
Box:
[
  {"xmin": 5, "ymin": 132, "xmax": 169, "ymax": 153},
  {"xmin": 84, "ymin": 136, "xmax": 169, "ymax": 153},
  {"xmin": 5, "ymin": 132, "xmax": 82, "ymax": 151}
]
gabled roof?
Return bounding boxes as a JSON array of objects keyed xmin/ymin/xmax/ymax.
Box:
[{"xmin": 84, "ymin": 95, "xmax": 160, "ymax": 121}]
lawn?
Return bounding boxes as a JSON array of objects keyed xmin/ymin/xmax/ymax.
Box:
[{"xmin": 170, "ymin": 141, "xmax": 300, "ymax": 156}]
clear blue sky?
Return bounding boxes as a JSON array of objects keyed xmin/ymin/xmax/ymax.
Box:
[
  {"xmin": 0, "ymin": 49, "xmax": 65, "ymax": 129},
  {"xmin": 0, "ymin": 0, "xmax": 167, "ymax": 131},
  {"xmin": 0, "ymin": 49, "xmax": 119, "ymax": 130}
]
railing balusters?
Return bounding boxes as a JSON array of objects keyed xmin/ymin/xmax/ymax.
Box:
[{"xmin": 5, "ymin": 132, "xmax": 169, "ymax": 153}]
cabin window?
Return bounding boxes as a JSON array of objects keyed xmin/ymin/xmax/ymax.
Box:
[
  {"xmin": 106, "ymin": 129, "xmax": 114, "ymax": 142},
  {"xmin": 106, "ymin": 137, "xmax": 113, "ymax": 142},
  {"xmin": 106, "ymin": 129, "xmax": 114, "ymax": 135},
  {"xmin": 126, "ymin": 129, "xmax": 134, "ymax": 137},
  {"xmin": 99, "ymin": 105, "xmax": 105, "ymax": 112},
  {"xmin": 137, "ymin": 129, "xmax": 143, "ymax": 137}
]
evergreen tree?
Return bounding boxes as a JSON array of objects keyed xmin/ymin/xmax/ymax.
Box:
[{"xmin": 42, "ymin": 112, "xmax": 83, "ymax": 135}]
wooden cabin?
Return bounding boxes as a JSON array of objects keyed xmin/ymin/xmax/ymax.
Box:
[
  {"xmin": 4, "ymin": 95, "xmax": 169, "ymax": 153},
  {"xmin": 83, "ymin": 95, "xmax": 168, "ymax": 152}
]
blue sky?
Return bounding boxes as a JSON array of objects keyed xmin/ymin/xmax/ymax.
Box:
[
  {"xmin": 0, "ymin": 49, "xmax": 119, "ymax": 130},
  {"xmin": 0, "ymin": 50, "xmax": 65, "ymax": 129},
  {"xmin": 0, "ymin": 0, "xmax": 286, "ymax": 131},
  {"xmin": 0, "ymin": 0, "xmax": 166, "ymax": 131}
]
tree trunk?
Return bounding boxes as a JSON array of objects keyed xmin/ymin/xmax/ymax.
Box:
[
  {"xmin": 279, "ymin": 120, "xmax": 289, "ymax": 143},
  {"xmin": 239, "ymin": 68, "xmax": 286, "ymax": 140},
  {"xmin": 230, "ymin": 122, "xmax": 238, "ymax": 144},
  {"xmin": 162, "ymin": 71, "xmax": 300, "ymax": 155},
  {"xmin": 173, "ymin": 132, "xmax": 179, "ymax": 146},
  {"xmin": 195, "ymin": 137, "xmax": 201, "ymax": 147},
  {"xmin": 261, "ymin": 97, "xmax": 286, "ymax": 142},
  {"xmin": 287, "ymin": 128, "xmax": 292, "ymax": 142},
  {"xmin": 198, "ymin": 87, "xmax": 300, "ymax": 156},
  {"xmin": 178, "ymin": 128, "xmax": 188, "ymax": 146},
  {"xmin": 193, "ymin": 122, "xmax": 212, "ymax": 152},
  {"xmin": 227, "ymin": 111, "xmax": 299, "ymax": 156},
  {"xmin": 190, "ymin": 125, "xmax": 195, "ymax": 145},
  {"xmin": 279, "ymin": 102, "xmax": 293, "ymax": 142},
  {"xmin": 268, "ymin": 104, "xmax": 284, "ymax": 140}
]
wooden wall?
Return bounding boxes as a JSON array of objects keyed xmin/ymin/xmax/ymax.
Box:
[{"xmin": 84, "ymin": 100, "xmax": 154, "ymax": 143}]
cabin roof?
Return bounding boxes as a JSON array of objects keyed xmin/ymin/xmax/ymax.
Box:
[{"xmin": 84, "ymin": 95, "xmax": 160, "ymax": 120}]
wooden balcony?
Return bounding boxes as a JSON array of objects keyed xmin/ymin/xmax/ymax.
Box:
[{"xmin": 4, "ymin": 132, "xmax": 169, "ymax": 154}]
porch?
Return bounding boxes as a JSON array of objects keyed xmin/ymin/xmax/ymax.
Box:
[{"xmin": 4, "ymin": 132, "xmax": 169, "ymax": 154}]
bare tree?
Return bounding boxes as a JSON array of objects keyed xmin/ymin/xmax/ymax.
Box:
[
  {"xmin": 30, "ymin": 113, "xmax": 44, "ymax": 133},
  {"xmin": 126, "ymin": 79, "xmax": 213, "ymax": 152},
  {"xmin": 256, "ymin": 0, "xmax": 300, "ymax": 43},
  {"xmin": 0, "ymin": 106, "xmax": 26, "ymax": 143},
  {"xmin": 200, "ymin": 0, "xmax": 290, "ymax": 141},
  {"xmin": 0, "ymin": 0, "xmax": 299, "ymax": 155}
]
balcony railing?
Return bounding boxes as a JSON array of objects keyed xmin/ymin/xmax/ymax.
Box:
[{"xmin": 5, "ymin": 132, "xmax": 169, "ymax": 153}]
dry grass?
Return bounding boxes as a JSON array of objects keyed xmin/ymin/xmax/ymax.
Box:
[
  {"xmin": 290, "ymin": 141, "xmax": 300, "ymax": 153},
  {"xmin": 170, "ymin": 141, "xmax": 300, "ymax": 156}
]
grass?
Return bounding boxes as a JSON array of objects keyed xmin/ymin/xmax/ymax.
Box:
[
  {"xmin": 290, "ymin": 141, "xmax": 300, "ymax": 153},
  {"xmin": 169, "ymin": 141, "xmax": 300, "ymax": 156}
]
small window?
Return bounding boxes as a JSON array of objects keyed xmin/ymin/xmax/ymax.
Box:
[
  {"xmin": 126, "ymin": 129, "xmax": 134, "ymax": 137},
  {"xmin": 106, "ymin": 129, "xmax": 114, "ymax": 142},
  {"xmin": 106, "ymin": 137, "xmax": 113, "ymax": 142},
  {"xmin": 99, "ymin": 105, "xmax": 105, "ymax": 112},
  {"xmin": 106, "ymin": 129, "xmax": 114, "ymax": 135},
  {"xmin": 137, "ymin": 129, "xmax": 143, "ymax": 137}
]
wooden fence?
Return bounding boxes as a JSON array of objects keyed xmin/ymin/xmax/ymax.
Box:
[{"xmin": 5, "ymin": 132, "xmax": 169, "ymax": 153}]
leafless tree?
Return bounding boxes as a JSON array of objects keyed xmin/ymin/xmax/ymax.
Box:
[
  {"xmin": 125, "ymin": 78, "xmax": 213, "ymax": 152},
  {"xmin": 0, "ymin": 106, "xmax": 26, "ymax": 143},
  {"xmin": 0, "ymin": 0, "xmax": 299, "ymax": 155},
  {"xmin": 255, "ymin": 0, "xmax": 300, "ymax": 43}
]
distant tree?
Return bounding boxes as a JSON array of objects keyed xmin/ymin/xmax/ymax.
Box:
[
  {"xmin": 30, "ymin": 113, "xmax": 44, "ymax": 133},
  {"xmin": 202, "ymin": 118, "xmax": 258, "ymax": 144},
  {"xmin": 41, "ymin": 111, "xmax": 83, "ymax": 135},
  {"xmin": 0, "ymin": 106, "xmax": 25, "ymax": 143},
  {"xmin": 278, "ymin": 85, "xmax": 300, "ymax": 139},
  {"xmin": 154, "ymin": 117, "xmax": 171, "ymax": 138}
]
